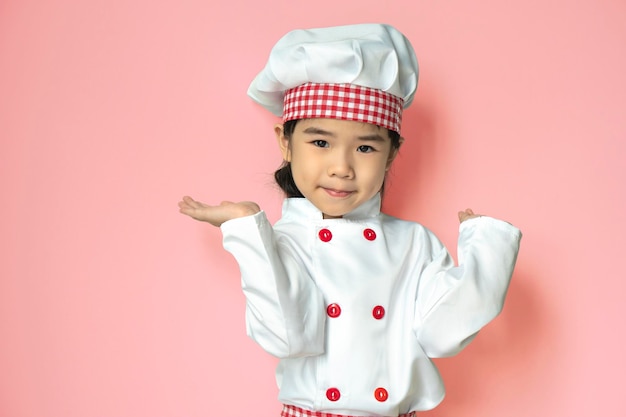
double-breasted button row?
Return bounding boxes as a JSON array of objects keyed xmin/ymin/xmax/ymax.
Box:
[
  {"xmin": 318, "ymin": 228, "xmax": 377, "ymax": 242},
  {"xmin": 325, "ymin": 387, "xmax": 389, "ymax": 402},
  {"xmin": 326, "ymin": 304, "xmax": 385, "ymax": 319}
]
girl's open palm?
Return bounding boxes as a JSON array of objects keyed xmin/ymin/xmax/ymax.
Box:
[
  {"xmin": 458, "ymin": 208, "xmax": 481, "ymax": 223},
  {"xmin": 178, "ymin": 196, "xmax": 260, "ymax": 227}
]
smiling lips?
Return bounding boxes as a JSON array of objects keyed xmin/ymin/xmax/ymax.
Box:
[{"xmin": 323, "ymin": 188, "xmax": 354, "ymax": 198}]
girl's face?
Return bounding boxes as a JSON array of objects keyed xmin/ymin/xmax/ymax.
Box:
[{"xmin": 276, "ymin": 118, "xmax": 399, "ymax": 219}]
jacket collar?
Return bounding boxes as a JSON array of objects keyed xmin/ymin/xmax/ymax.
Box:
[{"xmin": 281, "ymin": 193, "xmax": 382, "ymax": 221}]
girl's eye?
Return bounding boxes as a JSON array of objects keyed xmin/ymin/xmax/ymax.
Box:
[
  {"xmin": 312, "ymin": 140, "xmax": 329, "ymax": 148},
  {"xmin": 357, "ymin": 145, "xmax": 375, "ymax": 153}
]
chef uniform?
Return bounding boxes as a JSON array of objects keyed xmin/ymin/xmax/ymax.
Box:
[{"xmin": 222, "ymin": 24, "xmax": 522, "ymax": 417}]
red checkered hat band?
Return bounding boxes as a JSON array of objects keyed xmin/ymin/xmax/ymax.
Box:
[{"xmin": 283, "ymin": 83, "xmax": 404, "ymax": 133}]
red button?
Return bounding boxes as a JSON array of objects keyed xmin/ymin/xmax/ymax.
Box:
[
  {"xmin": 363, "ymin": 228, "xmax": 376, "ymax": 241},
  {"xmin": 327, "ymin": 303, "xmax": 341, "ymax": 318},
  {"xmin": 372, "ymin": 305, "xmax": 385, "ymax": 320},
  {"xmin": 374, "ymin": 387, "xmax": 388, "ymax": 402},
  {"xmin": 326, "ymin": 387, "xmax": 341, "ymax": 402},
  {"xmin": 319, "ymin": 228, "xmax": 332, "ymax": 242}
]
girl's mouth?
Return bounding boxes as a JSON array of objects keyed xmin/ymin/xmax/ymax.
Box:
[{"xmin": 323, "ymin": 188, "xmax": 354, "ymax": 198}]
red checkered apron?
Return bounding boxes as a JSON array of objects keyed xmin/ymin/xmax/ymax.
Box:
[{"xmin": 281, "ymin": 405, "xmax": 416, "ymax": 417}]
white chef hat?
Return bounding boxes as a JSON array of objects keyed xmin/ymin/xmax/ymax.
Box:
[{"xmin": 247, "ymin": 23, "xmax": 419, "ymax": 133}]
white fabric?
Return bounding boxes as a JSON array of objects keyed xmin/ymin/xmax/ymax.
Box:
[
  {"xmin": 221, "ymin": 194, "xmax": 521, "ymax": 416},
  {"xmin": 247, "ymin": 24, "xmax": 419, "ymax": 117}
]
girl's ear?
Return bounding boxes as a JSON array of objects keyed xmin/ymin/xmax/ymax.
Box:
[
  {"xmin": 275, "ymin": 123, "xmax": 292, "ymax": 162},
  {"xmin": 386, "ymin": 136, "xmax": 404, "ymax": 170}
]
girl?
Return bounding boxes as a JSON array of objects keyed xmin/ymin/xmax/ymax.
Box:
[{"xmin": 179, "ymin": 24, "xmax": 521, "ymax": 417}]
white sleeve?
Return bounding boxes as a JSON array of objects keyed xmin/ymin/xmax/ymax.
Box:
[
  {"xmin": 413, "ymin": 216, "xmax": 522, "ymax": 358},
  {"xmin": 221, "ymin": 211, "xmax": 326, "ymax": 359}
]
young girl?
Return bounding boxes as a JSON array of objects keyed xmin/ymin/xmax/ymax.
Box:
[{"xmin": 179, "ymin": 23, "xmax": 521, "ymax": 417}]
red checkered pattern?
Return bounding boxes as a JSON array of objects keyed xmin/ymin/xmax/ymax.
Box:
[
  {"xmin": 281, "ymin": 405, "xmax": 416, "ymax": 417},
  {"xmin": 283, "ymin": 83, "xmax": 404, "ymax": 133}
]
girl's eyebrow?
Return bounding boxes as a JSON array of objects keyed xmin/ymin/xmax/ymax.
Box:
[
  {"xmin": 357, "ymin": 134, "xmax": 386, "ymax": 142},
  {"xmin": 302, "ymin": 127, "xmax": 335, "ymax": 137}
]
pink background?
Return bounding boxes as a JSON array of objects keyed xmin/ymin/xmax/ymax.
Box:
[{"xmin": 1, "ymin": 0, "xmax": 625, "ymax": 416}]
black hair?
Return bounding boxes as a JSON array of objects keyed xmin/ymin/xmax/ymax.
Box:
[{"xmin": 274, "ymin": 119, "xmax": 402, "ymax": 198}]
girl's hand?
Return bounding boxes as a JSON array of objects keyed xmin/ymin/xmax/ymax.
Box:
[
  {"xmin": 178, "ymin": 196, "xmax": 260, "ymax": 227},
  {"xmin": 458, "ymin": 208, "xmax": 482, "ymax": 223}
]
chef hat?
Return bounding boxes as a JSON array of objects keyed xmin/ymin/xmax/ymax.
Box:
[{"xmin": 247, "ymin": 23, "xmax": 418, "ymax": 133}]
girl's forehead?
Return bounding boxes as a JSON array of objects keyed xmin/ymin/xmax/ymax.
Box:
[{"xmin": 296, "ymin": 118, "xmax": 388, "ymax": 136}]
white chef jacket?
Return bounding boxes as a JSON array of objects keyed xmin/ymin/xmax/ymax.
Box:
[{"xmin": 220, "ymin": 194, "xmax": 521, "ymax": 416}]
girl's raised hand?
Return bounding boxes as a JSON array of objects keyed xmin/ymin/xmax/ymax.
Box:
[
  {"xmin": 178, "ymin": 196, "xmax": 260, "ymax": 227},
  {"xmin": 458, "ymin": 208, "xmax": 481, "ymax": 223}
]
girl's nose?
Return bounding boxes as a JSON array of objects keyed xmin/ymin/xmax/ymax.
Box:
[{"xmin": 327, "ymin": 153, "xmax": 354, "ymax": 179}]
